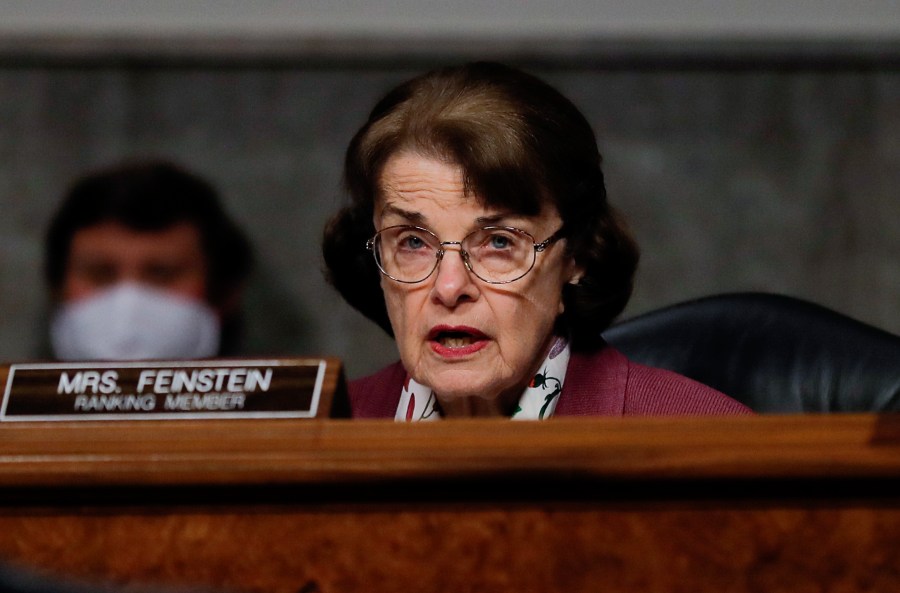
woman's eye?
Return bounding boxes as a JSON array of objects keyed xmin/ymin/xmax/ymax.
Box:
[
  {"xmin": 400, "ymin": 235, "xmax": 427, "ymax": 250},
  {"xmin": 488, "ymin": 234, "xmax": 513, "ymax": 249}
]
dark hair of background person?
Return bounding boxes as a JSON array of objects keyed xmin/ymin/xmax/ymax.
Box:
[
  {"xmin": 44, "ymin": 159, "xmax": 255, "ymax": 354},
  {"xmin": 322, "ymin": 61, "xmax": 640, "ymax": 352}
]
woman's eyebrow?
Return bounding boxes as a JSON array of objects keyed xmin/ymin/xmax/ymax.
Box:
[
  {"xmin": 381, "ymin": 203, "xmax": 530, "ymax": 228},
  {"xmin": 379, "ymin": 203, "xmax": 427, "ymax": 225},
  {"xmin": 475, "ymin": 212, "xmax": 537, "ymax": 227},
  {"xmin": 475, "ymin": 213, "xmax": 510, "ymax": 225}
]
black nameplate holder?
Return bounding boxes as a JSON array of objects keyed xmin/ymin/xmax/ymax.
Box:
[{"xmin": 1, "ymin": 358, "xmax": 338, "ymax": 421}]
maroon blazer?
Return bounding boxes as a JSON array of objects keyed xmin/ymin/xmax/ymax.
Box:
[{"xmin": 349, "ymin": 345, "xmax": 753, "ymax": 418}]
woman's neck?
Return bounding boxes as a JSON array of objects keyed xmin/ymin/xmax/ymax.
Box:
[{"xmin": 436, "ymin": 388, "xmax": 522, "ymax": 418}]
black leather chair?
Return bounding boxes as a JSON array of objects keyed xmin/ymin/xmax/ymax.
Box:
[{"xmin": 602, "ymin": 292, "xmax": 900, "ymax": 413}]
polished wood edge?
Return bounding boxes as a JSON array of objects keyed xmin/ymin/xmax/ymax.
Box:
[{"xmin": 0, "ymin": 414, "xmax": 897, "ymax": 488}]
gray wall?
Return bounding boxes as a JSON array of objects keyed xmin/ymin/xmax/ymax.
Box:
[
  {"xmin": 1, "ymin": 36, "xmax": 898, "ymax": 379},
  {"xmin": 3, "ymin": 0, "xmax": 900, "ymax": 39}
]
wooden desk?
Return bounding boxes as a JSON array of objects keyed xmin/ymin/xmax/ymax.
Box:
[{"xmin": 0, "ymin": 415, "xmax": 898, "ymax": 593}]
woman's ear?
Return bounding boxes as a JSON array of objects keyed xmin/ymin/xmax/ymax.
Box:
[
  {"xmin": 559, "ymin": 262, "xmax": 584, "ymax": 315},
  {"xmin": 567, "ymin": 259, "xmax": 585, "ymax": 286}
]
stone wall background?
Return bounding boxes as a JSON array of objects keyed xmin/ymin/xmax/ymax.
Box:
[{"xmin": 1, "ymin": 48, "xmax": 897, "ymax": 379}]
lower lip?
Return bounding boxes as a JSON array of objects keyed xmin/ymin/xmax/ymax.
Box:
[{"xmin": 429, "ymin": 339, "xmax": 489, "ymax": 358}]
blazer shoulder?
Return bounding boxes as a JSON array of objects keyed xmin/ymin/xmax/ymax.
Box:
[
  {"xmin": 559, "ymin": 345, "xmax": 752, "ymax": 416},
  {"xmin": 623, "ymin": 360, "xmax": 754, "ymax": 415}
]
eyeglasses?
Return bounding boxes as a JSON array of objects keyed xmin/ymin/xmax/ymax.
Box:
[{"xmin": 366, "ymin": 225, "xmax": 564, "ymax": 284}]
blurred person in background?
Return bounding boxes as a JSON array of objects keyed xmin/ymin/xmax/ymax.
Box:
[{"xmin": 44, "ymin": 159, "xmax": 254, "ymax": 360}]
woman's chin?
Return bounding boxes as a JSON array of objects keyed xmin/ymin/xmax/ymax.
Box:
[
  {"xmin": 425, "ymin": 375, "xmax": 523, "ymax": 416},
  {"xmin": 431, "ymin": 383, "xmax": 489, "ymax": 403}
]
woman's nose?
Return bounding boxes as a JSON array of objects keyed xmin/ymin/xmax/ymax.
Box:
[{"xmin": 430, "ymin": 247, "xmax": 479, "ymax": 307}]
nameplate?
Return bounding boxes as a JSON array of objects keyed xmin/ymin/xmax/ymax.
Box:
[{"xmin": 1, "ymin": 359, "xmax": 339, "ymax": 421}]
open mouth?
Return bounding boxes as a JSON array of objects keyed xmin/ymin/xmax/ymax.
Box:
[
  {"xmin": 428, "ymin": 326, "xmax": 488, "ymax": 350},
  {"xmin": 437, "ymin": 331, "xmax": 477, "ymax": 348}
]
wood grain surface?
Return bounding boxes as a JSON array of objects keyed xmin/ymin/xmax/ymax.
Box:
[{"xmin": 0, "ymin": 359, "xmax": 898, "ymax": 593}]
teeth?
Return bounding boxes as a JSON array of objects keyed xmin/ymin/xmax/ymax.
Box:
[{"xmin": 440, "ymin": 336, "xmax": 474, "ymax": 348}]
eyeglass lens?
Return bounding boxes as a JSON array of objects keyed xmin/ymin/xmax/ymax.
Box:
[{"xmin": 373, "ymin": 226, "xmax": 538, "ymax": 283}]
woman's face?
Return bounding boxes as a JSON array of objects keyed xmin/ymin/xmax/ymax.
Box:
[{"xmin": 374, "ymin": 152, "xmax": 581, "ymax": 416}]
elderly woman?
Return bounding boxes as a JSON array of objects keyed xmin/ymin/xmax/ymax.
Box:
[{"xmin": 323, "ymin": 61, "xmax": 751, "ymax": 419}]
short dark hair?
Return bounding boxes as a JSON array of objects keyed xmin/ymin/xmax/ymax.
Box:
[
  {"xmin": 322, "ymin": 61, "xmax": 639, "ymax": 351},
  {"xmin": 45, "ymin": 159, "xmax": 254, "ymax": 307}
]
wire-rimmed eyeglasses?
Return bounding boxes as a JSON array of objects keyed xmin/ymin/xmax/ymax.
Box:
[{"xmin": 366, "ymin": 225, "xmax": 564, "ymax": 284}]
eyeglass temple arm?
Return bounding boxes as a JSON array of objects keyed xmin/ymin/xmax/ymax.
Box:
[{"xmin": 535, "ymin": 229, "xmax": 565, "ymax": 252}]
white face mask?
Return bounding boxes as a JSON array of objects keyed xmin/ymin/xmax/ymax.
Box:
[{"xmin": 51, "ymin": 283, "xmax": 221, "ymax": 361}]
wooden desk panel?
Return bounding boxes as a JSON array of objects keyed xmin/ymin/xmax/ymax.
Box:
[
  {"xmin": 0, "ymin": 416, "xmax": 898, "ymax": 593},
  {"xmin": 2, "ymin": 506, "xmax": 898, "ymax": 593}
]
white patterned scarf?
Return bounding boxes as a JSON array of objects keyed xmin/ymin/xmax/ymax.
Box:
[{"xmin": 394, "ymin": 336, "xmax": 570, "ymax": 421}]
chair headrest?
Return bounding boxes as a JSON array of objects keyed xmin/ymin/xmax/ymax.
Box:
[{"xmin": 602, "ymin": 293, "xmax": 900, "ymax": 413}]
